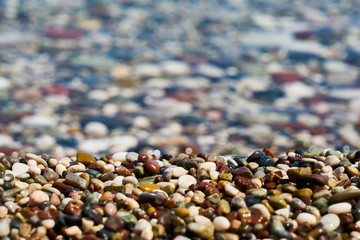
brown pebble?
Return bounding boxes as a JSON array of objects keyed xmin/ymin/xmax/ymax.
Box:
[
  {"xmin": 145, "ymin": 160, "xmax": 160, "ymax": 174},
  {"xmin": 302, "ymin": 174, "xmax": 327, "ymax": 186}
]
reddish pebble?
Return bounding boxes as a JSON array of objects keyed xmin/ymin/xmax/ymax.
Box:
[
  {"xmin": 138, "ymin": 153, "xmax": 149, "ymax": 162},
  {"xmin": 152, "ymin": 210, "xmax": 165, "ymax": 218},
  {"xmin": 50, "ymin": 193, "xmax": 61, "ymax": 207},
  {"xmin": 64, "ymin": 202, "xmax": 80, "ymax": 215},
  {"xmin": 99, "ymin": 191, "xmax": 114, "ymax": 201},
  {"xmin": 40, "ymin": 208, "xmax": 59, "ymax": 219},
  {"xmin": 105, "ymin": 202, "xmax": 117, "ymax": 216},
  {"xmin": 53, "ymin": 182, "xmax": 74, "ymax": 192},
  {"xmin": 116, "ymin": 167, "xmax": 131, "ymax": 176},
  {"xmin": 263, "ymin": 148, "xmax": 275, "ymax": 158},
  {"xmin": 145, "ymin": 160, "xmax": 160, "ymax": 174}
]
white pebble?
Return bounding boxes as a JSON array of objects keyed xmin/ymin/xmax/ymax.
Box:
[
  {"xmin": 328, "ymin": 202, "xmax": 352, "ymax": 214},
  {"xmin": 112, "ymin": 152, "xmax": 128, "ymax": 162},
  {"xmin": 198, "ymin": 162, "xmax": 216, "ymax": 172},
  {"xmin": 320, "ymin": 214, "xmax": 340, "ymax": 231},
  {"xmin": 12, "ymin": 163, "xmax": 29, "ymax": 176},
  {"xmin": 324, "ymin": 155, "xmax": 340, "ymax": 167},
  {"xmin": 213, "ymin": 216, "xmax": 230, "ymax": 231},
  {"xmin": 224, "ymin": 184, "xmax": 239, "ymax": 197},
  {"xmin": 178, "ymin": 175, "xmax": 197, "ymax": 189},
  {"xmin": 296, "ymin": 213, "xmax": 317, "ymax": 226}
]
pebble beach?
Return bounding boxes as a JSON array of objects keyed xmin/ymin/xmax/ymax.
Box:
[
  {"xmin": 2, "ymin": 0, "xmax": 360, "ymax": 239},
  {"xmin": 0, "ymin": 148, "xmax": 360, "ymax": 239}
]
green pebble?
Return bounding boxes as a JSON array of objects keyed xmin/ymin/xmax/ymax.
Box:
[
  {"xmin": 86, "ymin": 192, "xmax": 100, "ymax": 205},
  {"xmin": 341, "ymin": 159, "xmax": 352, "ymax": 167},
  {"xmin": 269, "ymin": 196, "xmax": 287, "ymax": 209},
  {"xmin": 281, "ymin": 184, "xmax": 297, "ymax": 194},
  {"xmin": 34, "ymin": 175, "xmax": 48, "ymax": 185},
  {"xmin": 218, "ymin": 199, "xmax": 230, "ymax": 214},
  {"xmin": 2, "ymin": 188, "xmax": 21, "ymax": 198},
  {"xmin": 86, "ymin": 169, "xmax": 101, "ymax": 178},
  {"xmin": 25, "ymin": 178, "xmax": 35, "ymax": 184},
  {"xmin": 134, "ymin": 166, "xmax": 144, "ymax": 177},
  {"xmin": 2, "ymin": 182, "xmax": 12, "ymax": 190},
  {"xmin": 325, "ymin": 149, "xmax": 339, "ymax": 158},
  {"xmin": 161, "ymin": 185, "xmax": 175, "ymax": 195},
  {"xmin": 104, "ymin": 186, "xmax": 125, "ymax": 192},
  {"xmin": 121, "ymin": 214, "xmax": 138, "ymax": 225},
  {"xmin": 313, "ymin": 197, "xmax": 328, "ymax": 215},
  {"xmin": 206, "ymin": 193, "xmax": 221, "ymax": 204},
  {"xmin": 218, "ymin": 173, "xmax": 233, "ymax": 181}
]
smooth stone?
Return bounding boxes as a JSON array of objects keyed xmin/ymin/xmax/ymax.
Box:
[
  {"xmin": 328, "ymin": 189, "xmax": 360, "ymax": 204},
  {"xmin": 258, "ymin": 155, "xmax": 274, "ymax": 167},
  {"xmin": 324, "ymin": 155, "xmax": 340, "ymax": 167},
  {"xmin": 105, "ymin": 216, "xmax": 124, "ymax": 232},
  {"xmin": 65, "ymin": 172, "xmax": 89, "ymax": 190},
  {"xmin": 269, "ymin": 196, "xmax": 287, "ymax": 209},
  {"xmin": 218, "ymin": 173, "xmax": 233, "ymax": 181},
  {"xmin": 140, "ymin": 192, "xmax": 165, "ymax": 202},
  {"xmin": 172, "ymin": 167, "xmax": 188, "ymax": 178},
  {"xmin": 105, "ymin": 203, "xmax": 117, "ymax": 216},
  {"xmin": 207, "ymin": 193, "xmax": 221, "ymax": 204},
  {"xmin": 175, "ymin": 208, "xmax": 190, "ymax": 219},
  {"xmin": 320, "ymin": 214, "xmax": 340, "ymax": 231},
  {"xmin": 135, "ymin": 219, "xmax": 152, "ymax": 233},
  {"xmin": 231, "ymin": 195, "xmax": 247, "ymax": 209},
  {"xmin": 139, "ymin": 183, "xmax": 160, "ymax": 192},
  {"xmin": 12, "ymin": 163, "xmax": 29, "ymax": 176},
  {"xmin": 291, "ymin": 198, "xmax": 307, "ymax": 210},
  {"xmin": 0, "ymin": 218, "xmax": 10, "ymax": 237},
  {"xmin": 187, "ymin": 222, "xmax": 215, "ymax": 239},
  {"xmin": 112, "ymin": 152, "xmax": 128, "ymax": 162},
  {"xmin": 218, "ymin": 199, "xmax": 231, "ymax": 214},
  {"xmin": 43, "ymin": 168, "xmax": 59, "ymax": 182},
  {"xmin": 198, "ymin": 162, "xmax": 216, "ymax": 171},
  {"xmin": 123, "ymin": 176, "xmax": 138, "ymax": 185},
  {"xmin": 178, "ymin": 175, "xmax": 197, "ymax": 189},
  {"xmin": 302, "ymin": 174, "xmax": 327, "ymax": 186},
  {"xmin": 327, "ymin": 202, "xmax": 352, "ymax": 214},
  {"xmin": 29, "ymin": 190, "xmax": 50, "ymax": 206},
  {"xmin": 34, "ymin": 175, "xmax": 48, "ymax": 185},
  {"xmin": 225, "ymin": 184, "xmax": 240, "ymax": 197},
  {"xmin": 213, "ymin": 216, "xmax": 230, "ymax": 232},
  {"xmin": 145, "ymin": 160, "xmax": 160, "ymax": 174},
  {"xmin": 296, "ymin": 213, "xmax": 317, "ymax": 226},
  {"xmin": 192, "ymin": 190, "xmax": 205, "ymax": 204},
  {"xmin": 77, "ymin": 152, "xmax": 96, "ymax": 165}
]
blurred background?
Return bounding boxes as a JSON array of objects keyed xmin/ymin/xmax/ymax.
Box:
[{"xmin": 1, "ymin": 0, "xmax": 360, "ymax": 157}]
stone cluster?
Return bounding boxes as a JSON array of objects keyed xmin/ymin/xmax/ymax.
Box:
[{"xmin": 1, "ymin": 148, "xmax": 360, "ymax": 239}]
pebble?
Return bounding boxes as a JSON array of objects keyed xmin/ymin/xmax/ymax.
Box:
[
  {"xmin": 65, "ymin": 172, "xmax": 89, "ymax": 190},
  {"xmin": 1, "ymin": 147, "xmax": 360, "ymax": 239},
  {"xmin": 213, "ymin": 216, "xmax": 231, "ymax": 231},
  {"xmin": 29, "ymin": 191, "xmax": 50, "ymax": 206},
  {"xmin": 11, "ymin": 163, "xmax": 29, "ymax": 176},
  {"xmin": 0, "ymin": 218, "xmax": 11, "ymax": 237},
  {"xmin": 296, "ymin": 213, "xmax": 318, "ymax": 226},
  {"xmin": 328, "ymin": 202, "xmax": 352, "ymax": 214},
  {"xmin": 320, "ymin": 213, "xmax": 340, "ymax": 231},
  {"xmin": 178, "ymin": 175, "xmax": 197, "ymax": 189}
]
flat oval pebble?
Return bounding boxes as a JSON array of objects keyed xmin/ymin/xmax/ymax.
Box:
[
  {"xmin": 320, "ymin": 214, "xmax": 340, "ymax": 231},
  {"xmin": 327, "ymin": 202, "xmax": 352, "ymax": 214},
  {"xmin": 302, "ymin": 174, "xmax": 327, "ymax": 186},
  {"xmin": 296, "ymin": 213, "xmax": 317, "ymax": 226}
]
